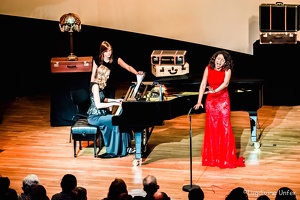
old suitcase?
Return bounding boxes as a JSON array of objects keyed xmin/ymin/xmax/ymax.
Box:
[
  {"xmin": 260, "ymin": 32, "xmax": 298, "ymax": 44},
  {"xmin": 151, "ymin": 50, "xmax": 186, "ymax": 66},
  {"xmin": 259, "ymin": 2, "xmax": 300, "ymax": 32},
  {"xmin": 151, "ymin": 62, "xmax": 189, "ymax": 77},
  {"xmin": 51, "ymin": 56, "xmax": 93, "ymax": 73},
  {"xmin": 151, "ymin": 50, "xmax": 189, "ymax": 77}
]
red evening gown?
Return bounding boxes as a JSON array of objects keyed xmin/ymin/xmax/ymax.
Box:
[{"xmin": 201, "ymin": 66, "xmax": 245, "ymax": 168}]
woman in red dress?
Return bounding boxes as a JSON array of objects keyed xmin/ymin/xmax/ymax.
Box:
[{"xmin": 194, "ymin": 50, "xmax": 245, "ymax": 168}]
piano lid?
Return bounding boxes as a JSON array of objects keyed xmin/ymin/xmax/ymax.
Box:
[{"xmin": 153, "ymin": 74, "xmax": 263, "ymax": 85}]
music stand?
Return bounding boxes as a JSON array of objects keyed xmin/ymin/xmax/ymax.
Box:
[{"xmin": 182, "ymin": 107, "xmax": 200, "ymax": 192}]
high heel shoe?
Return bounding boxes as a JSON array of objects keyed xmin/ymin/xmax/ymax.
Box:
[
  {"xmin": 97, "ymin": 153, "xmax": 117, "ymax": 159},
  {"xmin": 127, "ymin": 147, "xmax": 136, "ymax": 154},
  {"xmin": 237, "ymin": 157, "xmax": 246, "ymax": 167}
]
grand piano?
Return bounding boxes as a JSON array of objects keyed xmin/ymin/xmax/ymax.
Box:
[{"xmin": 112, "ymin": 74, "xmax": 263, "ymax": 166}]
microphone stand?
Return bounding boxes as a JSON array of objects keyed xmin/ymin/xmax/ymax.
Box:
[{"xmin": 182, "ymin": 107, "xmax": 200, "ymax": 192}]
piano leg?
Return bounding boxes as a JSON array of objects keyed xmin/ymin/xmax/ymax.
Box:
[
  {"xmin": 133, "ymin": 130, "xmax": 143, "ymax": 166},
  {"xmin": 132, "ymin": 127, "xmax": 154, "ymax": 166},
  {"xmin": 248, "ymin": 111, "xmax": 261, "ymax": 149}
]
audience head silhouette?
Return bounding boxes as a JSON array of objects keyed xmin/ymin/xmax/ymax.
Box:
[
  {"xmin": 107, "ymin": 178, "xmax": 132, "ymax": 200},
  {"xmin": 275, "ymin": 187, "xmax": 297, "ymax": 200},
  {"xmin": 2, "ymin": 188, "xmax": 18, "ymax": 200},
  {"xmin": 143, "ymin": 175, "xmax": 159, "ymax": 195},
  {"xmin": 52, "ymin": 174, "xmax": 78, "ymax": 200},
  {"xmin": 72, "ymin": 186, "xmax": 87, "ymax": 200},
  {"xmin": 257, "ymin": 195, "xmax": 270, "ymax": 200},
  {"xmin": 225, "ymin": 187, "xmax": 248, "ymax": 200},
  {"xmin": 22, "ymin": 174, "xmax": 40, "ymax": 194},
  {"xmin": 0, "ymin": 176, "xmax": 10, "ymax": 196},
  {"xmin": 188, "ymin": 187, "xmax": 204, "ymax": 200},
  {"xmin": 61, "ymin": 174, "xmax": 77, "ymax": 193},
  {"xmin": 30, "ymin": 184, "xmax": 49, "ymax": 200},
  {"xmin": 153, "ymin": 192, "xmax": 170, "ymax": 200}
]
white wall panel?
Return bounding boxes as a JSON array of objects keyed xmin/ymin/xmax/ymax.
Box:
[{"xmin": 1, "ymin": 0, "xmax": 299, "ymax": 54}]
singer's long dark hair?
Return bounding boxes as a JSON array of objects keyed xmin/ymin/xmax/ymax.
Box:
[{"xmin": 209, "ymin": 50, "xmax": 234, "ymax": 71}]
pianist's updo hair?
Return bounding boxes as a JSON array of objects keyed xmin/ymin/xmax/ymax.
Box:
[
  {"xmin": 209, "ymin": 50, "xmax": 234, "ymax": 71},
  {"xmin": 95, "ymin": 64, "xmax": 110, "ymax": 89}
]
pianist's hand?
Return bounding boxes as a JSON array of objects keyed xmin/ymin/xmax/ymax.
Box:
[
  {"xmin": 194, "ymin": 103, "xmax": 203, "ymax": 110},
  {"xmin": 115, "ymin": 98, "xmax": 123, "ymax": 102},
  {"xmin": 108, "ymin": 98, "xmax": 123, "ymax": 103}
]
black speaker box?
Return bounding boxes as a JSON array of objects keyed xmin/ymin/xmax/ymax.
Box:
[
  {"xmin": 259, "ymin": 2, "xmax": 300, "ymax": 32},
  {"xmin": 253, "ymin": 40, "xmax": 300, "ymax": 106}
]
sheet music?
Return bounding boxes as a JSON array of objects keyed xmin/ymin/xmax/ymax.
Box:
[
  {"xmin": 114, "ymin": 73, "xmax": 146, "ymax": 116},
  {"xmin": 132, "ymin": 73, "xmax": 146, "ymax": 98}
]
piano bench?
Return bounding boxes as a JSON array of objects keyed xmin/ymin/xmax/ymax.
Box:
[{"xmin": 71, "ymin": 119, "xmax": 102, "ymax": 158}]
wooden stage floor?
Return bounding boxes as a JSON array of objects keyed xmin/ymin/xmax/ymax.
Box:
[{"xmin": 0, "ymin": 89, "xmax": 300, "ymax": 200}]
